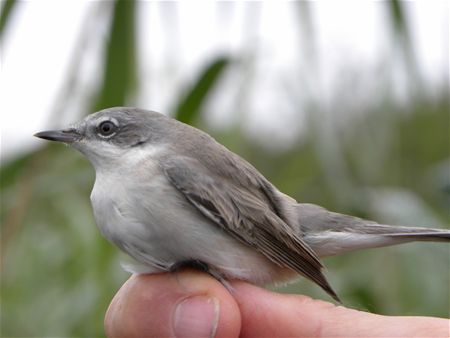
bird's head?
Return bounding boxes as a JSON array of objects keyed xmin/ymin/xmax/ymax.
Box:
[{"xmin": 34, "ymin": 107, "xmax": 170, "ymax": 170}]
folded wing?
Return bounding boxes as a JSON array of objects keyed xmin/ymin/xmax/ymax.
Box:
[{"xmin": 161, "ymin": 156, "xmax": 340, "ymax": 302}]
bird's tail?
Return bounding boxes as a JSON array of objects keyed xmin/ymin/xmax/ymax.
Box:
[{"xmin": 296, "ymin": 203, "xmax": 450, "ymax": 257}]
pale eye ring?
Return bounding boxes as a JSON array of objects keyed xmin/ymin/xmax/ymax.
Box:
[{"xmin": 97, "ymin": 120, "xmax": 117, "ymax": 137}]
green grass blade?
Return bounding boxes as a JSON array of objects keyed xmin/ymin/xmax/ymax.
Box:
[
  {"xmin": 94, "ymin": 0, "xmax": 137, "ymax": 111},
  {"xmin": 173, "ymin": 56, "xmax": 230, "ymax": 124},
  {"xmin": 0, "ymin": 0, "xmax": 17, "ymax": 41}
]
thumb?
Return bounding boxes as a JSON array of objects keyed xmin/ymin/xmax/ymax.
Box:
[{"xmin": 105, "ymin": 271, "xmax": 241, "ymax": 338}]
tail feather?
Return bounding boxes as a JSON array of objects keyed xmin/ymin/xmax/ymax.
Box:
[
  {"xmin": 296, "ymin": 203, "xmax": 450, "ymax": 257},
  {"xmin": 386, "ymin": 231, "xmax": 450, "ymax": 242}
]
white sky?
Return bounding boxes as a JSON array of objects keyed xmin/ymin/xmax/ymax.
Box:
[{"xmin": 0, "ymin": 0, "xmax": 448, "ymax": 163}]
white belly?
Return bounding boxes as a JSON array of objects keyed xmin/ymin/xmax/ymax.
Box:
[{"xmin": 90, "ymin": 166, "xmax": 292, "ymax": 285}]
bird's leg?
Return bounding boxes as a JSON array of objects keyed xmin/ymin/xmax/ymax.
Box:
[
  {"xmin": 169, "ymin": 259, "xmax": 235, "ymax": 293},
  {"xmin": 169, "ymin": 259, "xmax": 210, "ymax": 273}
]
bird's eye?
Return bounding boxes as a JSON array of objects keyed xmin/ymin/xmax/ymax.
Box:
[{"xmin": 98, "ymin": 121, "xmax": 117, "ymax": 137}]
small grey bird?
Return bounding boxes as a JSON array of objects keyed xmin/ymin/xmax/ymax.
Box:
[{"xmin": 35, "ymin": 107, "xmax": 450, "ymax": 302}]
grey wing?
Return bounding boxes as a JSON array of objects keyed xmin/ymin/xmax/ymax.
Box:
[{"xmin": 161, "ymin": 156, "xmax": 340, "ymax": 302}]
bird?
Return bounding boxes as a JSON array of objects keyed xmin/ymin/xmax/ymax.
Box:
[{"xmin": 34, "ymin": 107, "xmax": 450, "ymax": 302}]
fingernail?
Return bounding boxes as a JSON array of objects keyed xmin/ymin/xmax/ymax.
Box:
[{"xmin": 173, "ymin": 296, "xmax": 220, "ymax": 338}]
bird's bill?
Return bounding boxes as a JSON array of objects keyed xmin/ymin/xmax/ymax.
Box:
[{"xmin": 34, "ymin": 129, "xmax": 81, "ymax": 143}]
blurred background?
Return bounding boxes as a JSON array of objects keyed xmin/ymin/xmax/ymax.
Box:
[{"xmin": 1, "ymin": 0, "xmax": 449, "ymax": 336}]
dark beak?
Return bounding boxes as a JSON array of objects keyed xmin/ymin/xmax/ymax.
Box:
[{"xmin": 34, "ymin": 128, "xmax": 82, "ymax": 143}]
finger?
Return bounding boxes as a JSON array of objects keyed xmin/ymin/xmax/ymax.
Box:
[
  {"xmin": 232, "ymin": 281, "xmax": 450, "ymax": 337},
  {"xmin": 105, "ymin": 270, "xmax": 241, "ymax": 338}
]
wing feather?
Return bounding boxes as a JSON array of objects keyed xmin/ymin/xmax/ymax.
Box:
[{"xmin": 161, "ymin": 156, "xmax": 339, "ymax": 301}]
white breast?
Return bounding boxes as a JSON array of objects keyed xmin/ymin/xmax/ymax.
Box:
[{"xmin": 90, "ymin": 146, "xmax": 294, "ymax": 285}]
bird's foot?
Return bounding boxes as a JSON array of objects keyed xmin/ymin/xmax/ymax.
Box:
[{"xmin": 169, "ymin": 259, "xmax": 235, "ymax": 293}]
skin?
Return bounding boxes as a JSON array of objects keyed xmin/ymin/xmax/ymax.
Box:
[{"xmin": 105, "ymin": 270, "xmax": 449, "ymax": 338}]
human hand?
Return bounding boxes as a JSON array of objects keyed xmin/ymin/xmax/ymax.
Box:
[{"xmin": 105, "ymin": 270, "xmax": 449, "ymax": 337}]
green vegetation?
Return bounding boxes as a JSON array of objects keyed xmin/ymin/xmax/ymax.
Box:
[{"xmin": 1, "ymin": 1, "xmax": 448, "ymax": 336}]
